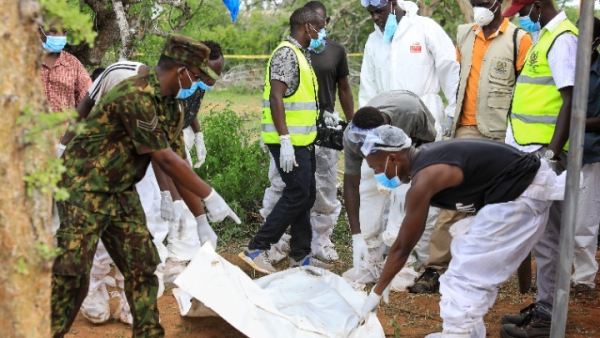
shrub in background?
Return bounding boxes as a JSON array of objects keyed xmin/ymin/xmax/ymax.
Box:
[{"xmin": 193, "ymin": 107, "xmax": 270, "ymax": 242}]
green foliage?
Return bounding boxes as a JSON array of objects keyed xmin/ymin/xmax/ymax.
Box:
[
  {"xmin": 40, "ymin": 0, "xmax": 96, "ymax": 46},
  {"xmin": 15, "ymin": 257, "xmax": 29, "ymax": 275},
  {"xmin": 36, "ymin": 241, "xmax": 61, "ymax": 261},
  {"xmin": 16, "ymin": 107, "xmax": 79, "ymax": 200},
  {"xmin": 193, "ymin": 107, "xmax": 270, "ymax": 241}
]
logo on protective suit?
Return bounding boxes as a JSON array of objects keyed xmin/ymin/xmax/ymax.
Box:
[
  {"xmin": 410, "ymin": 43, "xmax": 422, "ymax": 53},
  {"xmin": 455, "ymin": 203, "xmax": 476, "ymax": 213}
]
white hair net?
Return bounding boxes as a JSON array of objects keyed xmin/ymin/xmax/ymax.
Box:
[
  {"xmin": 360, "ymin": 125, "xmax": 412, "ymax": 156},
  {"xmin": 360, "ymin": 0, "xmax": 420, "ymax": 16}
]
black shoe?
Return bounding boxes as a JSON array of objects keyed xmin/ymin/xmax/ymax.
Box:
[
  {"xmin": 501, "ymin": 303, "xmax": 537, "ymax": 326},
  {"xmin": 408, "ymin": 267, "xmax": 440, "ymax": 294},
  {"xmin": 499, "ymin": 313, "xmax": 551, "ymax": 338}
]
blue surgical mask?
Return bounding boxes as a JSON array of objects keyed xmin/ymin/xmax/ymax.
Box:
[
  {"xmin": 197, "ymin": 79, "xmax": 213, "ymax": 91},
  {"xmin": 309, "ymin": 25, "xmax": 327, "ymax": 51},
  {"xmin": 41, "ymin": 29, "xmax": 67, "ymax": 53},
  {"xmin": 519, "ymin": 6, "xmax": 541, "ymax": 33},
  {"xmin": 175, "ymin": 69, "xmax": 198, "ymax": 100},
  {"xmin": 383, "ymin": 4, "xmax": 398, "ymax": 43},
  {"xmin": 374, "ymin": 156, "xmax": 401, "ymax": 195}
]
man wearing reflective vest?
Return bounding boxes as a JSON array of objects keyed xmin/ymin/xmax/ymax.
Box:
[
  {"xmin": 239, "ymin": 7, "xmax": 332, "ymax": 274},
  {"xmin": 499, "ymin": 1, "xmax": 578, "ymax": 337}
]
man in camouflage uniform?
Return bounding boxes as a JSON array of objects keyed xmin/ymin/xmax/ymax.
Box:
[{"xmin": 51, "ymin": 35, "xmax": 239, "ymax": 337}]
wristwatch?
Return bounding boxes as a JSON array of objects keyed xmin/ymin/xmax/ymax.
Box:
[{"xmin": 544, "ymin": 149, "xmax": 557, "ymax": 162}]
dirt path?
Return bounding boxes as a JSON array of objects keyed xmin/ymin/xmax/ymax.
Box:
[{"xmin": 67, "ymin": 253, "xmax": 600, "ymax": 337}]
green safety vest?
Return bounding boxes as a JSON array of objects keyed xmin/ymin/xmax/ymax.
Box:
[
  {"xmin": 261, "ymin": 41, "xmax": 319, "ymax": 146},
  {"xmin": 509, "ymin": 19, "xmax": 578, "ymax": 151}
]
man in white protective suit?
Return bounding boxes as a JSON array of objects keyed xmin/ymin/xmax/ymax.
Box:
[
  {"xmin": 359, "ymin": 125, "xmax": 565, "ymax": 338},
  {"xmin": 341, "ymin": 90, "xmax": 437, "ymax": 291},
  {"xmin": 262, "ymin": 1, "xmax": 355, "ymax": 263},
  {"xmin": 351, "ymin": 0, "xmax": 459, "ymax": 288},
  {"xmin": 57, "ymin": 42, "xmax": 226, "ymax": 324}
]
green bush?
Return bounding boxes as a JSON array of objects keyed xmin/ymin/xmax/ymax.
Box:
[{"xmin": 193, "ymin": 107, "xmax": 270, "ymax": 241}]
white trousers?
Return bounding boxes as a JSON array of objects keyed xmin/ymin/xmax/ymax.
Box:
[
  {"xmin": 572, "ymin": 162, "xmax": 600, "ymax": 287},
  {"xmin": 260, "ymin": 145, "xmax": 342, "ymax": 258},
  {"xmin": 439, "ymin": 161, "xmax": 561, "ymax": 337},
  {"xmin": 349, "ymin": 161, "xmax": 438, "ymax": 286}
]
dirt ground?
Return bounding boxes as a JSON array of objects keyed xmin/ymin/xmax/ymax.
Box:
[{"xmin": 66, "ymin": 252, "xmax": 600, "ymax": 338}]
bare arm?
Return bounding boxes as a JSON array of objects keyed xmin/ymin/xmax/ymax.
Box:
[
  {"xmin": 548, "ymin": 87, "xmax": 573, "ymax": 156},
  {"xmin": 373, "ymin": 164, "xmax": 463, "ymax": 295},
  {"xmin": 337, "ymin": 76, "xmax": 354, "ymax": 121},
  {"xmin": 60, "ymin": 94, "xmax": 95, "ymax": 145},
  {"xmin": 343, "ymin": 173, "xmax": 361, "ymax": 234},
  {"xmin": 174, "ymin": 182, "xmax": 206, "ymax": 217},
  {"xmin": 586, "ymin": 117, "xmax": 600, "ymax": 132},
  {"xmin": 190, "ymin": 118, "xmax": 201, "ymax": 134},
  {"xmin": 151, "ymin": 148, "xmax": 212, "ymax": 199},
  {"xmin": 270, "ymin": 80, "xmax": 289, "ymax": 135}
]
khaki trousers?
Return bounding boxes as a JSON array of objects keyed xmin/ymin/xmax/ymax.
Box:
[{"xmin": 427, "ymin": 125, "xmax": 504, "ymax": 273}]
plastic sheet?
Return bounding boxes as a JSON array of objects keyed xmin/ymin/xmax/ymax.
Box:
[{"xmin": 174, "ymin": 244, "xmax": 385, "ymax": 338}]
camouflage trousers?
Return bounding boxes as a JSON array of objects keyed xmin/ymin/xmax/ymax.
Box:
[{"xmin": 52, "ymin": 201, "xmax": 164, "ymax": 338}]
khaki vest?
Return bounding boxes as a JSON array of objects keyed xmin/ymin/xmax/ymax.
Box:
[{"xmin": 452, "ymin": 22, "xmax": 527, "ymax": 139}]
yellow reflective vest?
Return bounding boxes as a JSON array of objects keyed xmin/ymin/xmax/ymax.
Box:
[
  {"xmin": 261, "ymin": 41, "xmax": 319, "ymax": 146},
  {"xmin": 509, "ymin": 19, "xmax": 578, "ymax": 151}
]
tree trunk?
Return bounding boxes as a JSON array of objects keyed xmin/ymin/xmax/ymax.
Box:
[{"xmin": 0, "ymin": 0, "xmax": 54, "ymax": 336}]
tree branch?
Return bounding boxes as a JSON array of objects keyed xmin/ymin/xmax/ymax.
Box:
[{"xmin": 111, "ymin": 0, "xmax": 133, "ymax": 60}]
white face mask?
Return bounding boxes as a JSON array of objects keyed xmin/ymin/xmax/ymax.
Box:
[{"xmin": 473, "ymin": 0, "xmax": 498, "ymax": 28}]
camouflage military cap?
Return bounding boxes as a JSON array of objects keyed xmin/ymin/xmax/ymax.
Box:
[{"xmin": 161, "ymin": 34, "xmax": 210, "ymax": 69}]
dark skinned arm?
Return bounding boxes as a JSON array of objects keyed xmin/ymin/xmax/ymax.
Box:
[
  {"xmin": 547, "ymin": 87, "xmax": 573, "ymax": 156},
  {"xmin": 270, "ymin": 80, "xmax": 289, "ymax": 135},
  {"xmin": 151, "ymin": 160, "xmax": 179, "ymax": 197},
  {"xmin": 190, "ymin": 118, "xmax": 201, "ymax": 134},
  {"xmin": 60, "ymin": 94, "xmax": 95, "ymax": 145},
  {"xmin": 150, "ymin": 148, "xmax": 212, "ymax": 199},
  {"xmin": 174, "ymin": 182, "xmax": 206, "ymax": 217},
  {"xmin": 373, "ymin": 164, "xmax": 463, "ymax": 295},
  {"xmin": 337, "ymin": 76, "xmax": 354, "ymax": 121},
  {"xmin": 343, "ymin": 173, "xmax": 362, "ymax": 234},
  {"xmin": 585, "ymin": 117, "xmax": 600, "ymax": 133}
]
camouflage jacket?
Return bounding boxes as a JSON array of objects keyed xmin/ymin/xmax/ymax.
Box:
[{"xmin": 59, "ymin": 69, "xmax": 186, "ymax": 215}]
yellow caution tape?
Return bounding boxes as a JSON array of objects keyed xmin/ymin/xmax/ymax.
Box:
[{"xmin": 223, "ymin": 53, "xmax": 364, "ymax": 59}]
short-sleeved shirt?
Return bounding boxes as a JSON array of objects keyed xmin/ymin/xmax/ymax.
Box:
[
  {"xmin": 309, "ymin": 39, "xmax": 350, "ymax": 113},
  {"xmin": 584, "ymin": 56, "xmax": 600, "ymax": 165},
  {"xmin": 343, "ymin": 90, "xmax": 437, "ymax": 175},
  {"xmin": 60, "ymin": 69, "xmax": 184, "ymax": 215},
  {"xmin": 41, "ymin": 50, "xmax": 92, "ymax": 111},
  {"xmin": 269, "ymin": 36, "xmax": 310, "ymax": 97}
]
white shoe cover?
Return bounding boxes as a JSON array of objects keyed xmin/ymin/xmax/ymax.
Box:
[
  {"xmin": 390, "ymin": 265, "xmax": 419, "ymax": 292},
  {"xmin": 267, "ymin": 233, "xmax": 291, "ymax": 263},
  {"xmin": 114, "ymin": 290, "xmax": 133, "ymax": 325},
  {"xmin": 80, "ymin": 275, "xmax": 114, "ymax": 324},
  {"xmin": 313, "ymin": 245, "xmax": 339, "ymax": 261},
  {"xmin": 164, "ymin": 259, "xmax": 189, "ymax": 285}
]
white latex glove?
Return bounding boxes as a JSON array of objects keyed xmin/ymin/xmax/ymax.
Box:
[
  {"xmin": 160, "ymin": 191, "xmax": 175, "ymax": 222},
  {"xmin": 193, "ymin": 132, "xmax": 207, "ymax": 168},
  {"xmin": 204, "ymin": 189, "xmax": 242, "ymax": 224},
  {"xmin": 57, "ymin": 143, "xmax": 66, "ymax": 159},
  {"xmin": 352, "ymin": 234, "xmax": 369, "ymax": 269},
  {"xmin": 443, "ymin": 116, "xmax": 454, "ymax": 138},
  {"xmin": 360, "ymin": 284, "xmax": 391, "ymax": 319},
  {"xmin": 173, "ymin": 200, "xmax": 184, "ymax": 224},
  {"xmin": 279, "ymin": 134, "xmax": 296, "ymax": 173},
  {"xmin": 196, "ymin": 214, "xmax": 218, "ymax": 248},
  {"xmin": 322, "ymin": 111, "xmax": 340, "ymax": 127}
]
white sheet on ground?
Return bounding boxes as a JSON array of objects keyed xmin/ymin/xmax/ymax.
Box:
[{"xmin": 173, "ymin": 244, "xmax": 385, "ymax": 338}]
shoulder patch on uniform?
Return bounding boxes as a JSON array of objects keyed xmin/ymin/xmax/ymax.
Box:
[{"xmin": 137, "ymin": 116, "xmax": 158, "ymax": 131}]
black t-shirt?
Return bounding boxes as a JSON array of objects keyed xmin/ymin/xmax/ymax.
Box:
[
  {"xmin": 309, "ymin": 39, "xmax": 349, "ymax": 114},
  {"xmin": 410, "ymin": 139, "xmax": 541, "ymax": 212},
  {"xmin": 181, "ymin": 89, "xmax": 206, "ymax": 129}
]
